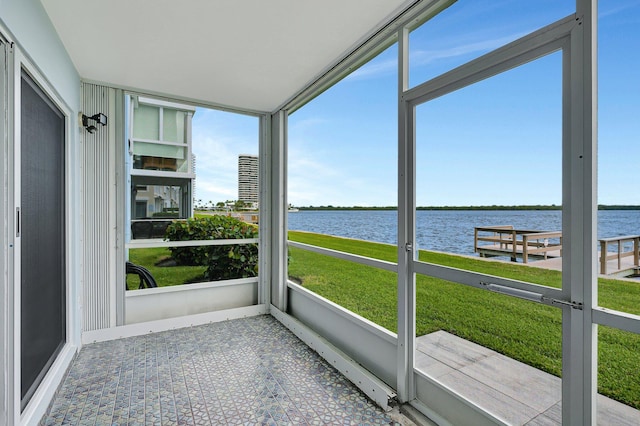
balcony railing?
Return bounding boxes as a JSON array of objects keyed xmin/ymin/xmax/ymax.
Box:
[
  {"xmin": 599, "ymin": 235, "xmax": 640, "ymax": 275},
  {"xmin": 474, "ymin": 226, "xmax": 563, "ymax": 263}
]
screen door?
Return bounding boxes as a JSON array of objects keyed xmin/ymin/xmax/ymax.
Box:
[{"xmin": 20, "ymin": 70, "xmax": 66, "ymax": 409}]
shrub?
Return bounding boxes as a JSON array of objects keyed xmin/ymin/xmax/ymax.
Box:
[
  {"xmin": 165, "ymin": 216, "xmax": 258, "ymax": 280},
  {"xmin": 165, "ymin": 217, "xmax": 218, "ymax": 265},
  {"xmin": 152, "ymin": 212, "xmax": 179, "ymax": 218}
]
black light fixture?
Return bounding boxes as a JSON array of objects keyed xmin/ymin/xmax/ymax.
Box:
[{"xmin": 81, "ymin": 112, "xmax": 108, "ymax": 133}]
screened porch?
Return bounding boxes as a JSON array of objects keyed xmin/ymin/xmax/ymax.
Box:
[{"xmin": 1, "ymin": 1, "xmax": 639, "ymax": 426}]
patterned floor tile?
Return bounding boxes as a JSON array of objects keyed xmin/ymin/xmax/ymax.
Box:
[{"xmin": 39, "ymin": 315, "xmax": 394, "ymax": 426}]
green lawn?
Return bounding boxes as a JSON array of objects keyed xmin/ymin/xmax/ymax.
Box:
[
  {"xmin": 287, "ymin": 230, "xmax": 640, "ymax": 410},
  {"xmin": 125, "ymin": 231, "xmax": 640, "ymax": 409},
  {"xmin": 126, "ymin": 247, "xmax": 206, "ymax": 289}
]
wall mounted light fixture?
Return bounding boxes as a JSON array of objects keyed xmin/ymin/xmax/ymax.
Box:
[{"xmin": 81, "ymin": 112, "xmax": 108, "ymax": 133}]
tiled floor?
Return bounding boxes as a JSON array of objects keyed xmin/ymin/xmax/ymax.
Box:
[{"xmin": 40, "ymin": 315, "xmax": 401, "ymax": 425}]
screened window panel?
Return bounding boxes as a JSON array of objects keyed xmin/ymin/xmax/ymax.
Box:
[
  {"xmin": 133, "ymin": 142, "xmax": 186, "ymax": 160},
  {"xmin": 133, "ymin": 104, "xmax": 159, "ymax": 140},
  {"xmin": 163, "ymin": 109, "xmax": 185, "ymax": 143}
]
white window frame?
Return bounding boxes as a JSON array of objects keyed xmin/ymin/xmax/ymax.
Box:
[
  {"xmin": 124, "ymin": 94, "xmax": 262, "ymax": 300},
  {"xmin": 397, "ymin": 8, "xmax": 610, "ymax": 425},
  {"xmin": 276, "ymin": 0, "xmax": 633, "ymax": 424},
  {"xmin": 129, "ymin": 96, "xmax": 195, "ymax": 179}
]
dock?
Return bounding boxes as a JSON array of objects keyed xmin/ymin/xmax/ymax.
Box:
[
  {"xmin": 474, "ymin": 226, "xmax": 640, "ymax": 277},
  {"xmin": 416, "ymin": 330, "xmax": 639, "ymax": 425},
  {"xmin": 474, "ymin": 226, "xmax": 562, "ymax": 263}
]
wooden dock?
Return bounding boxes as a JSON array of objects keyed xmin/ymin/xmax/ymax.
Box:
[
  {"xmin": 599, "ymin": 235, "xmax": 640, "ymax": 276},
  {"xmin": 416, "ymin": 331, "xmax": 640, "ymax": 425},
  {"xmin": 474, "ymin": 226, "xmax": 562, "ymax": 263},
  {"xmin": 474, "ymin": 226, "xmax": 640, "ymax": 277}
]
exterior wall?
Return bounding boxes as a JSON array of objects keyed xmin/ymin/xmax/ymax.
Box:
[
  {"xmin": 81, "ymin": 83, "xmax": 123, "ymax": 332},
  {"xmin": 0, "ymin": 0, "xmax": 82, "ymax": 336},
  {"xmin": 0, "ymin": 0, "xmax": 80, "ymax": 112},
  {"xmin": 125, "ymin": 280, "xmax": 258, "ymax": 324},
  {"xmin": 0, "ymin": 1, "xmax": 81, "ymax": 424}
]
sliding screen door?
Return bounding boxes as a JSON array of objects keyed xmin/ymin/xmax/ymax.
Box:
[{"xmin": 20, "ymin": 71, "xmax": 66, "ymax": 408}]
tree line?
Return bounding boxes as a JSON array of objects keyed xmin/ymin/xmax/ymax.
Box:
[{"xmin": 295, "ymin": 205, "xmax": 640, "ymax": 211}]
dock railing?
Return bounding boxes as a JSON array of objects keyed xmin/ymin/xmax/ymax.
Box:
[
  {"xmin": 599, "ymin": 235, "xmax": 640, "ymax": 275},
  {"xmin": 474, "ymin": 226, "xmax": 562, "ymax": 263}
]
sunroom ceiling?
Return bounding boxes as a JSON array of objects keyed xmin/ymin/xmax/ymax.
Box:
[{"xmin": 41, "ymin": 0, "xmax": 414, "ymax": 113}]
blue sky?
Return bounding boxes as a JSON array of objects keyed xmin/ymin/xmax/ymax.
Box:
[
  {"xmin": 192, "ymin": 108, "xmax": 258, "ymax": 206},
  {"xmin": 193, "ymin": 1, "xmax": 640, "ymax": 207}
]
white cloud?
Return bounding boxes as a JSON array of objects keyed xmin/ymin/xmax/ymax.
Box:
[
  {"xmin": 287, "ymin": 140, "xmax": 397, "ymax": 206},
  {"xmin": 345, "ymin": 59, "xmax": 396, "ymax": 81},
  {"xmin": 327, "ymin": 31, "xmax": 528, "ymax": 84},
  {"xmin": 599, "ymin": 2, "xmax": 640, "ymax": 19},
  {"xmin": 289, "ymin": 117, "xmax": 329, "ymax": 132},
  {"xmin": 288, "ymin": 146, "xmax": 346, "ymax": 205},
  {"xmin": 194, "ymin": 181, "xmax": 236, "ymax": 202},
  {"xmin": 411, "ymin": 32, "xmax": 527, "ymax": 67},
  {"xmin": 191, "ymin": 109, "xmax": 259, "ymax": 204}
]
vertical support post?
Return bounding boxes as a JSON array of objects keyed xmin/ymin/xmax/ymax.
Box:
[
  {"xmin": 185, "ymin": 111, "xmax": 194, "ymax": 217},
  {"xmin": 114, "ymin": 89, "xmax": 126, "ymax": 327},
  {"xmin": 0, "ymin": 38, "xmax": 10, "ymax": 426},
  {"xmin": 108, "ymin": 87, "xmax": 117, "ymax": 327},
  {"xmin": 562, "ymin": 1, "xmax": 597, "ymax": 424},
  {"xmin": 258, "ymin": 114, "xmax": 270, "ymax": 307},
  {"xmin": 473, "ymin": 227, "xmax": 478, "ymax": 253},
  {"xmin": 263, "ymin": 110, "xmax": 288, "ymax": 311},
  {"xmin": 7, "ymin": 39, "xmax": 19, "ymax": 426},
  {"xmin": 397, "ymin": 26, "xmax": 415, "ymax": 403},
  {"xmin": 617, "ymin": 242, "xmax": 622, "ymax": 271}
]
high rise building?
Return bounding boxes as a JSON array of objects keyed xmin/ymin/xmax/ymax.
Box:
[
  {"xmin": 192, "ymin": 153, "xmax": 196, "ymax": 203},
  {"xmin": 238, "ymin": 154, "xmax": 258, "ymax": 205}
]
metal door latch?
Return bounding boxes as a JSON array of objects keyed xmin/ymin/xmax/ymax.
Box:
[
  {"xmin": 481, "ymin": 282, "xmax": 583, "ymax": 310},
  {"xmin": 541, "ymin": 297, "xmax": 583, "ymax": 310}
]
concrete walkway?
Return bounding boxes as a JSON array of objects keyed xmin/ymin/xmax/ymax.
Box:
[
  {"xmin": 532, "ymin": 254, "xmax": 638, "ymax": 277},
  {"xmin": 415, "ymin": 331, "xmax": 639, "ymax": 425}
]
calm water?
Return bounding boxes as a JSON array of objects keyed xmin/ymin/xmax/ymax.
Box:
[{"xmin": 288, "ymin": 210, "xmax": 640, "ymax": 256}]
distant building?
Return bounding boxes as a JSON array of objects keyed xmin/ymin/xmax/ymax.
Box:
[
  {"xmin": 133, "ymin": 185, "xmax": 181, "ymax": 218},
  {"xmin": 192, "ymin": 153, "xmax": 196, "ymax": 203},
  {"xmin": 129, "ymin": 97, "xmax": 196, "ymax": 225},
  {"xmin": 238, "ymin": 154, "xmax": 258, "ymax": 205}
]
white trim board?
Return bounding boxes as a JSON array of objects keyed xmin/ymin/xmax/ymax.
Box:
[
  {"xmin": 20, "ymin": 344, "xmax": 76, "ymax": 426},
  {"xmin": 82, "ymin": 304, "xmax": 268, "ymax": 344},
  {"xmin": 271, "ymin": 306, "xmax": 397, "ymax": 411}
]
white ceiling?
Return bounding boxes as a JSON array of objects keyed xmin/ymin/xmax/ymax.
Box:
[{"xmin": 41, "ymin": 0, "xmax": 413, "ymax": 113}]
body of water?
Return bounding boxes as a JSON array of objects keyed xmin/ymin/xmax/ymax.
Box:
[{"xmin": 287, "ymin": 209, "xmax": 640, "ymax": 256}]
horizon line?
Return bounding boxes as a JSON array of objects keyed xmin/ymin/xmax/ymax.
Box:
[{"xmin": 293, "ymin": 204, "xmax": 640, "ymax": 210}]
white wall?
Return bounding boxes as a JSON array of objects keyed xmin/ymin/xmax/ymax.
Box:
[
  {"xmin": 0, "ymin": 0, "xmax": 80, "ymax": 109},
  {"xmin": 0, "ymin": 0, "xmax": 82, "ymax": 343},
  {"xmin": 125, "ymin": 280, "xmax": 259, "ymax": 324},
  {"xmin": 0, "ymin": 1, "xmax": 81, "ymax": 424}
]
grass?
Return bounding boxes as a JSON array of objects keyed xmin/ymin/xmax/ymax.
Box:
[
  {"xmin": 287, "ymin": 230, "xmax": 640, "ymax": 410},
  {"xmin": 126, "ymin": 230, "xmax": 640, "ymax": 409},
  {"xmin": 126, "ymin": 247, "xmax": 206, "ymax": 290}
]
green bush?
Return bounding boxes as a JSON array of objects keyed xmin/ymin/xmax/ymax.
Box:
[
  {"xmin": 152, "ymin": 212, "xmax": 179, "ymax": 218},
  {"xmin": 165, "ymin": 216, "xmax": 258, "ymax": 280}
]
